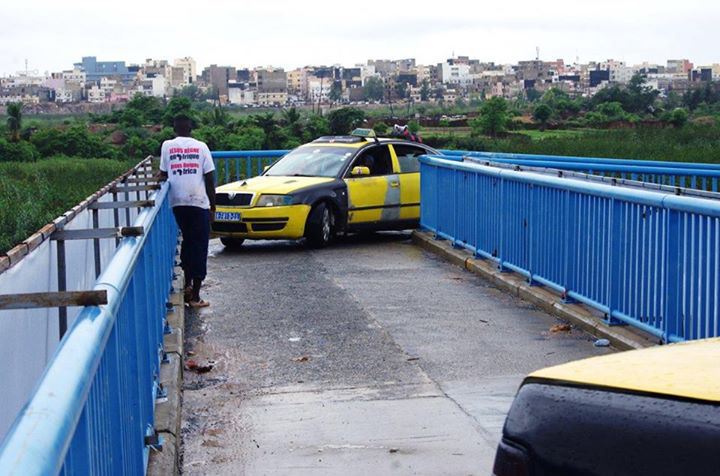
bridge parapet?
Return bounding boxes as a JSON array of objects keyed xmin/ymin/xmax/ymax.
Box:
[
  {"xmin": 0, "ymin": 173, "xmax": 178, "ymax": 474},
  {"xmin": 420, "ymin": 154, "xmax": 720, "ymax": 343}
]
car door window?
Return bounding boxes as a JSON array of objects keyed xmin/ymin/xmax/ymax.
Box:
[
  {"xmin": 348, "ymin": 145, "xmax": 393, "ymax": 177},
  {"xmin": 393, "ymin": 144, "xmax": 428, "ymax": 173}
]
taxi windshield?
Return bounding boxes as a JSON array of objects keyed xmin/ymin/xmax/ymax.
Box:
[{"xmin": 265, "ymin": 146, "xmax": 354, "ymax": 178}]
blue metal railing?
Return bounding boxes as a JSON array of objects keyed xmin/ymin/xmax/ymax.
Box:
[
  {"xmin": 420, "ymin": 154, "xmax": 720, "ymax": 343},
  {"xmin": 0, "ymin": 183, "xmax": 178, "ymax": 475},
  {"xmin": 211, "ymin": 148, "xmax": 720, "ymax": 193},
  {"xmin": 443, "ymin": 150, "xmax": 720, "ymax": 192},
  {"xmin": 212, "ymin": 150, "xmax": 287, "ymax": 185}
]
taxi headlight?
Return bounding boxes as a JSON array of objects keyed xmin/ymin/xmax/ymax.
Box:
[{"xmin": 256, "ymin": 194, "xmax": 293, "ymax": 207}]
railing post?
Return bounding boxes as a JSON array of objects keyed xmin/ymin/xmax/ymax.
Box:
[
  {"xmin": 663, "ymin": 209, "xmax": 682, "ymax": 342},
  {"xmin": 92, "ymin": 208, "xmax": 101, "ymax": 278},
  {"xmin": 562, "ymin": 188, "xmax": 576, "ymax": 302},
  {"xmin": 607, "ymin": 198, "xmax": 625, "ymax": 324},
  {"xmin": 56, "ymin": 239, "xmax": 67, "ymax": 339},
  {"xmin": 497, "ymin": 176, "xmax": 507, "ymax": 272}
]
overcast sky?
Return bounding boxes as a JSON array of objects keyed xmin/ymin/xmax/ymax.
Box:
[{"xmin": 2, "ymin": 0, "xmax": 718, "ymax": 75}]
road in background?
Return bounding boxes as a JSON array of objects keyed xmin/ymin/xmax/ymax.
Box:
[{"xmin": 181, "ymin": 234, "xmax": 609, "ymax": 475}]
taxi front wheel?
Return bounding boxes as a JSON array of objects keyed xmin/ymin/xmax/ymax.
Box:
[{"xmin": 306, "ymin": 202, "xmax": 334, "ymax": 248}]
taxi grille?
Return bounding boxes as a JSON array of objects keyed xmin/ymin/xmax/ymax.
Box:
[
  {"xmin": 216, "ymin": 192, "xmax": 253, "ymax": 206},
  {"xmin": 212, "ymin": 222, "xmax": 248, "ymax": 233}
]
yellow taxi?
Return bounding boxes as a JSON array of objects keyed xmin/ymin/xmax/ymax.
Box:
[
  {"xmin": 493, "ymin": 338, "xmax": 720, "ymax": 475},
  {"xmin": 211, "ymin": 130, "xmax": 438, "ymax": 248}
]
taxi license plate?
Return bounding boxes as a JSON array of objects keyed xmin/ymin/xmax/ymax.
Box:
[{"xmin": 215, "ymin": 211, "xmax": 241, "ymax": 221}]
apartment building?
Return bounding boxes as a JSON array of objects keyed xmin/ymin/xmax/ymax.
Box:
[{"xmin": 173, "ymin": 57, "xmax": 197, "ymax": 85}]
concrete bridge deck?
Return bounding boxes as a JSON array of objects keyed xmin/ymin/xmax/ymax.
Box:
[{"xmin": 181, "ymin": 233, "xmax": 610, "ymax": 475}]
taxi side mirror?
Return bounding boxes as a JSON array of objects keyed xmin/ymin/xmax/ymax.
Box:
[
  {"xmin": 351, "ymin": 166, "xmax": 370, "ymax": 177},
  {"xmin": 263, "ymin": 165, "xmax": 270, "ymax": 173}
]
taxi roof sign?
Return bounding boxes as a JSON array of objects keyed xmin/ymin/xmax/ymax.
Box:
[{"xmin": 350, "ymin": 128, "xmax": 377, "ymax": 138}]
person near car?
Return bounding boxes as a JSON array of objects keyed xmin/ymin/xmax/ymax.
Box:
[{"xmin": 158, "ymin": 113, "xmax": 216, "ymax": 307}]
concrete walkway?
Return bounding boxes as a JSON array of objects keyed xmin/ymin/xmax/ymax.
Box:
[{"xmin": 181, "ymin": 233, "xmax": 610, "ymax": 475}]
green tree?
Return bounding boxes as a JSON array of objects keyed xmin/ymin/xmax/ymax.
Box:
[
  {"xmin": 6, "ymin": 102, "xmax": 23, "ymax": 142},
  {"xmin": 0, "ymin": 138, "xmax": 36, "ymax": 162},
  {"xmin": 281, "ymin": 107, "xmax": 303, "ymax": 138},
  {"xmin": 176, "ymin": 84, "xmax": 200, "ymax": 100},
  {"xmin": 201, "ymin": 106, "xmax": 230, "ymax": 127},
  {"xmin": 407, "ymin": 120, "xmax": 420, "ymax": 134},
  {"xmin": 302, "ymin": 114, "xmax": 330, "ymax": 141},
  {"xmin": 669, "ymin": 108, "xmax": 689, "ymax": 128},
  {"xmin": 364, "ymin": 77, "xmax": 385, "ymax": 102},
  {"xmin": 533, "ymin": 103, "xmax": 553, "ymax": 130},
  {"xmin": 162, "ymin": 97, "xmax": 194, "ymax": 126},
  {"xmin": 471, "ymin": 97, "xmax": 509, "ymax": 137},
  {"xmin": 124, "ymin": 94, "xmax": 164, "ymax": 124},
  {"xmin": 420, "ymin": 80, "xmax": 431, "ymax": 101},
  {"xmin": 329, "ymin": 81, "xmax": 343, "ymax": 102},
  {"xmin": 326, "ymin": 107, "xmax": 366, "ymax": 135},
  {"xmin": 526, "ymin": 88, "xmax": 542, "ymax": 102},
  {"xmin": 373, "ymin": 122, "xmax": 389, "ymax": 136},
  {"xmin": 394, "ymin": 82, "xmax": 408, "ymax": 100},
  {"xmin": 251, "ymin": 112, "xmax": 285, "ymax": 149},
  {"xmin": 29, "ymin": 124, "xmax": 116, "ymax": 159}
]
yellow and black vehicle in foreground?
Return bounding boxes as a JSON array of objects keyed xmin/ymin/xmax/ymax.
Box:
[
  {"xmin": 211, "ymin": 130, "xmax": 438, "ymax": 248},
  {"xmin": 493, "ymin": 338, "xmax": 720, "ymax": 475}
]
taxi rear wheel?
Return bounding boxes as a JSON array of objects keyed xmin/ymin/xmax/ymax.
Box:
[
  {"xmin": 220, "ymin": 237, "xmax": 245, "ymax": 249},
  {"xmin": 306, "ymin": 202, "xmax": 334, "ymax": 248}
]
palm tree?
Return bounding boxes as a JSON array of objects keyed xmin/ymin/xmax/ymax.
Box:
[
  {"xmin": 6, "ymin": 102, "xmax": 23, "ymax": 142},
  {"xmin": 281, "ymin": 107, "xmax": 303, "ymax": 138}
]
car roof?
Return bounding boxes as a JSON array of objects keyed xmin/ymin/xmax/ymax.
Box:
[
  {"xmin": 528, "ymin": 337, "xmax": 720, "ymax": 402},
  {"xmin": 301, "ymin": 136, "xmax": 434, "ymax": 150}
]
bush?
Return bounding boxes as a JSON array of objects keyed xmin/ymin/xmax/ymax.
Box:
[
  {"xmin": 30, "ymin": 125, "xmax": 117, "ymax": 159},
  {"xmin": 0, "ymin": 139, "xmax": 37, "ymax": 162}
]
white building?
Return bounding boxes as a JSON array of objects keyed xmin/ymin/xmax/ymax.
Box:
[
  {"xmin": 228, "ymin": 83, "xmax": 255, "ymax": 105},
  {"xmin": 308, "ymin": 78, "xmax": 331, "ymax": 102},
  {"xmin": 257, "ymin": 91, "xmax": 288, "ymax": 106},
  {"xmin": 441, "ymin": 62, "xmax": 472, "ymax": 86},
  {"xmin": 62, "ymin": 68, "xmax": 86, "ymax": 84},
  {"xmin": 151, "ymin": 75, "xmax": 167, "ymax": 97},
  {"xmin": 173, "ymin": 57, "xmax": 197, "ymax": 86},
  {"xmin": 87, "ymin": 85, "xmax": 106, "ymax": 103}
]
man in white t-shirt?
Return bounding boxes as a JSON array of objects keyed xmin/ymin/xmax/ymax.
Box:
[{"xmin": 159, "ymin": 114, "xmax": 216, "ymax": 307}]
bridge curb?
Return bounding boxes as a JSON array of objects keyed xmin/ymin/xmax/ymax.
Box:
[
  {"xmin": 412, "ymin": 231, "xmax": 656, "ymax": 351},
  {"xmin": 148, "ymin": 266, "xmax": 185, "ymax": 476}
]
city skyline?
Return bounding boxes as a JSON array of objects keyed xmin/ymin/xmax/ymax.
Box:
[{"xmin": 2, "ymin": 0, "xmax": 719, "ymax": 75}]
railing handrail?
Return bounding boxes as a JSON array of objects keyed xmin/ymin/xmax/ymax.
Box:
[
  {"xmin": 420, "ymin": 154, "xmax": 720, "ymax": 217},
  {"xmin": 463, "ymin": 157, "xmax": 720, "ymax": 177},
  {"xmin": 467, "ymin": 157, "xmax": 720, "ymax": 201},
  {"xmin": 441, "ymin": 150, "xmax": 720, "ymax": 171},
  {"xmin": 211, "ymin": 150, "xmax": 288, "ymax": 158},
  {"xmin": 0, "ymin": 183, "xmax": 170, "ymax": 476}
]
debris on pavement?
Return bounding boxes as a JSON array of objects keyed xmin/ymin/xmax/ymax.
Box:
[
  {"xmin": 549, "ymin": 323, "xmax": 572, "ymax": 333},
  {"xmin": 594, "ymin": 338, "xmax": 611, "ymax": 347},
  {"xmin": 389, "ymin": 448, "xmax": 399, "ymax": 453},
  {"xmin": 185, "ymin": 359, "xmax": 214, "ymax": 373},
  {"xmin": 291, "ymin": 355, "xmax": 311, "ymax": 363}
]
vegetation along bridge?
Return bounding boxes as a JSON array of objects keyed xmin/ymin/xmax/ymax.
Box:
[{"xmin": 0, "ymin": 149, "xmax": 718, "ymax": 474}]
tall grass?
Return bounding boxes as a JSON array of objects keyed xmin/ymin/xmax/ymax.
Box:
[
  {"xmin": 0, "ymin": 157, "xmax": 136, "ymax": 254},
  {"xmin": 426, "ymin": 126, "xmax": 720, "ymax": 164}
]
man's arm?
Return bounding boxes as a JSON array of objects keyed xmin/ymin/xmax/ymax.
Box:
[
  {"xmin": 204, "ymin": 171, "xmax": 216, "ymax": 221},
  {"xmin": 157, "ymin": 141, "xmax": 169, "ymax": 181}
]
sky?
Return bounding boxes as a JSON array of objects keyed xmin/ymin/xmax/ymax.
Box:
[{"xmin": 2, "ymin": 0, "xmax": 719, "ymax": 76}]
